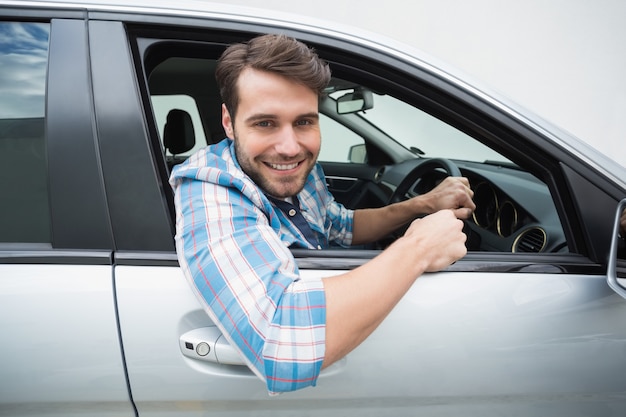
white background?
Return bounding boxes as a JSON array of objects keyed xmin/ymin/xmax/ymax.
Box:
[{"xmin": 226, "ymin": 0, "xmax": 626, "ymax": 168}]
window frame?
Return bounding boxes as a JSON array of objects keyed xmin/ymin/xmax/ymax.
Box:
[{"xmin": 124, "ymin": 20, "xmax": 616, "ymax": 271}]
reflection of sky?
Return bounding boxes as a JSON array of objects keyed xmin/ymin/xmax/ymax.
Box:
[{"xmin": 0, "ymin": 22, "xmax": 49, "ymax": 118}]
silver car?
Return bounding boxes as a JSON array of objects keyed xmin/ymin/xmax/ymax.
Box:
[{"xmin": 1, "ymin": 1, "xmax": 625, "ymax": 416}]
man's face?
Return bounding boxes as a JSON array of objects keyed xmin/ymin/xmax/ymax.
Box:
[{"xmin": 222, "ymin": 68, "xmax": 321, "ymax": 199}]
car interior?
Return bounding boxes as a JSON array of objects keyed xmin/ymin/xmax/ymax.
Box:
[{"xmin": 138, "ymin": 35, "xmax": 568, "ymax": 256}]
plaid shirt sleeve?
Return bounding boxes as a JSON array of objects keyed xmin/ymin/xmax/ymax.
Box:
[{"xmin": 169, "ymin": 141, "xmax": 329, "ymax": 394}]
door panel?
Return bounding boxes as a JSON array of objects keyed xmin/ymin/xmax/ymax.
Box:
[
  {"xmin": 116, "ymin": 263, "xmax": 626, "ymax": 416},
  {"xmin": 0, "ymin": 264, "xmax": 132, "ymax": 416},
  {"xmin": 321, "ymin": 162, "xmax": 388, "ymax": 209},
  {"xmin": 115, "ymin": 265, "xmax": 268, "ymax": 413}
]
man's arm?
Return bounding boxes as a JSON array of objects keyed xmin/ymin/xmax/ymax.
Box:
[
  {"xmin": 323, "ymin": 209, "xmax": 467, "ymax": 367},
  {"xmin": 351, "ymin": 176, "xmax": 475, "ymax": 245},
  {"xmin": 172, "ymin": 154, "xmax": 472, "ymax": 393}
]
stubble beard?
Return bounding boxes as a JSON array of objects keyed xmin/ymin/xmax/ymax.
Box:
[{"xmin": 233, "ymin": 136, "xmax": 316, "ymax": 199}]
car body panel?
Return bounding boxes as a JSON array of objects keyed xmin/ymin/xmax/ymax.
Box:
[
  {"xmin": 0, "ymin": 264, "xmax": 133, "ymax": 416},
  {"xmin": 115, "ymin": 262, "xmax": 626, "ymax": 416}
]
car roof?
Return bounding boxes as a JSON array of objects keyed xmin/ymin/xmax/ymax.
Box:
[{"xmin": 4, "ymin": 0, "xmax": 626, "ymax": 187}]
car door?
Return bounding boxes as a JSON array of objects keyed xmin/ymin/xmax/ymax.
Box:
[
  {"xmin": 88, "ymin": 11, "xmax": 626, "ymax": 417},
  {"xmin": 0, "ymin": 16, "xmax": 133, "ymax": 416}
]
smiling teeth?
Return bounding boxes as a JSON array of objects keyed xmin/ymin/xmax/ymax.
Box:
[{"xmin": 270, "ymin": 162, "xmax": 298, "ymax": 170}]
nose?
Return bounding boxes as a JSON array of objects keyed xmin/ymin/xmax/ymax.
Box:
[{"xmin": 274, "ymin": 126, "xmax": 301, "ymax": 156}]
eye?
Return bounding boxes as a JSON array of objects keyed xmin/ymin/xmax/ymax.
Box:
[
  {"xmin": 256, "ymin": 120, "xmax": 273, "ymax": 128},
  {"xmin": 295, "ymin": 119, "xmax": 314, "ymax": 127}
]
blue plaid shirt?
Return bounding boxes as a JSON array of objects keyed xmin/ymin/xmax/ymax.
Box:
[{"xmin": 169, "ymin": 139, "xmax": 354, "ymax": 394}]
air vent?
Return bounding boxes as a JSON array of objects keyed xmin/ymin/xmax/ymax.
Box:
[{"xmin": 513, "ymin": 227, "xmax": 546, "ymax": 253}]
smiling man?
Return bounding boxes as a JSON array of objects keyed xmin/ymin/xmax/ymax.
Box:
[{"xmin": 170, "ymin": 34, "xmax": 474, "ymax": 394}]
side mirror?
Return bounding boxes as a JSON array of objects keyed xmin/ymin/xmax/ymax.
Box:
[
  {"xmin": 348, "ymin": 143, "xmax": 367, "ymax": 163},
  {"xmin": 336, "ymin": 88, "xmax": 373, "ymax": 114}
]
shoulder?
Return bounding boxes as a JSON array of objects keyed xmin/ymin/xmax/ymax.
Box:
[
  {"xmin": 169, "ymin": 139, "xmax": 269, "ymax": 208},
  {"xmin": 180, "ymin": 139, "xmax": 234, "ymax": 169},
  {"xmin": 169, "ymin": 139, "xmax": 239, "ymax": 182}
]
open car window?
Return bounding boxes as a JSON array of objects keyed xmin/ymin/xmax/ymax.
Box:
[{"xmin": 138, "ymin": 38, "xmax": 567, "ymax": 256}]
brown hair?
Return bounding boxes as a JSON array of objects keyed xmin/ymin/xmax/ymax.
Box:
[{"xmin": 215, "ymin": 34, "xmax": 331, "ymax": 121}]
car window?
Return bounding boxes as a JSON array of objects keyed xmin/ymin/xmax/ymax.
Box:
[
  {"xmin": 152, "ymin": 94, "xmax": 208, "ymax": 157},
  {"xmin": 147, "ymin": 56, "xmax": 224, "ymax": 170},
  {"xmin": 356, "ymin": 92, "xmax": 511, "ymax": 164},
  {"xmin": 137, "ymin": 38, "xmax": 566, "ymax": 255},
  {"xmin": 319, "ymin": 113, "xmax": 366, "ymax": 163},
  {"xmin": 320, "ymin": 84, "xmax": 565, "ymax": 253},
  {"xmin": 0, "ymin": 22, "xmax": 50, "ymax": 244}
]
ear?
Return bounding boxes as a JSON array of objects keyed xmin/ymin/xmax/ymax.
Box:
[{"xmin": 222, "ymin": 104, "xmax": 234, "ymax": 139}]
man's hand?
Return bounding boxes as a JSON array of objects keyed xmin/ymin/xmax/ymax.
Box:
[
  {"xmin": 414, "ymin": 176, "xmax": 476, "ymax": 219},
  {"xmin": 402, "ymin": 209, "xmax": 467, "ymax": 272}
]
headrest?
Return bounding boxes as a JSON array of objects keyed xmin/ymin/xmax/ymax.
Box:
[{"xmin": 163, "ymin": 109, "xmax": 195, "ymax": 155}]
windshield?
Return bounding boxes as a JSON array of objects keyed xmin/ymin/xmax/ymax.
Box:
[{"xmin": 346, "ymin": 91, "xmax": 511, "ymax": 164}]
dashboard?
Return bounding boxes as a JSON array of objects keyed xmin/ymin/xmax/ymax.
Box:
[{"xmin": 385, "ymin": 158, "xmax": 568, "ymax": 253}]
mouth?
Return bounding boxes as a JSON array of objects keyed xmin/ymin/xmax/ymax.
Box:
[{"xmin": 266, "ymin": 161, "xmax": 301, "ymax": 171}]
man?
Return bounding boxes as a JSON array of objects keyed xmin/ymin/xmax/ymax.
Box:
[{"xmin": 170, "ymin": 34, "xmax": 475, "ymax": 394}]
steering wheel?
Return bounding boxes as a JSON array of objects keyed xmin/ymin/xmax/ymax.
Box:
[
  {"xmin": 388, "ymin": 158, "xmax": 462, "ymax": 204},
  {"xmin": 385, "ymin": 157, "xmax": 481, "ymax": 249}
]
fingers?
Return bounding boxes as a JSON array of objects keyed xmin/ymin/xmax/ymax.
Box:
[
  {"xmin": 434, "ymin": 176, "xmax": 475, "ymax": 217},
  {"xmin": 452, "ymin": 177, "xmax": 475, "ymax": 211},
  {"xmin": 410, "ymin": 175, "xmax": 475, "ymax": 218},
  {"xmin": 454, "ymin": 206, "xmax": 474, "ymax": 220},
  {"xmin": 404, "ymin": 210, "xmax": 467, "ymax": 272}
]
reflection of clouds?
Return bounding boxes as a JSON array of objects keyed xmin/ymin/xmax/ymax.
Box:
[{"xmin": 0, "ymin": 22, "xmax": 49, "ymax": 118}]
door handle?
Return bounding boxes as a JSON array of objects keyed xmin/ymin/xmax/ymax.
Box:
[
  {"xmin": 607, "ymin": 198, "xmax": 626, "ymax": 300},
  {"xmin": 180, "ymin": 327, "xmax": 246, "ymax": 365}
]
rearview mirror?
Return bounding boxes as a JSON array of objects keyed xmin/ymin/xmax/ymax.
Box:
[{"xmin": 336, "ymin": 88, "xmax": 373, "ymax": 114}]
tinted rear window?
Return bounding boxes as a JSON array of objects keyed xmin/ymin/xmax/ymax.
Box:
[{"xmin": 0, "ymin": 22, "xmax": 50, "ymax": 243}]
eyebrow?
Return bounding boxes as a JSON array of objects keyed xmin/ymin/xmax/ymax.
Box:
[
  {"xmin": 244, "ymin": 112, "xmax": 319, "ymax": 124},
  {"xmin": 244, "ymin": 113, "xmax": 276, "ymax": 124}
]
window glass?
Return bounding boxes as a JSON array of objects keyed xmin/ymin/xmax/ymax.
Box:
[
  {"xmin": 328, "ymin": 90, "xmax": 511, "ymax": 164},
  {"xmin": 0, "ymin": 22, "xmax": 50, "ymax": 243},
  {"xmin": 319, "ymin": 113, "xmax": 365, "ymax": 163},
  {"xmin": 151, "ymin": 94, "xmax": 208, "ymax": 157},
  {"xmin": 147, "ymin": 56, "xmax": 222, "ymax": 169},
  {"xmin": 322, "ymin": 85, "xmax": 565, "ymax": 253}
]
